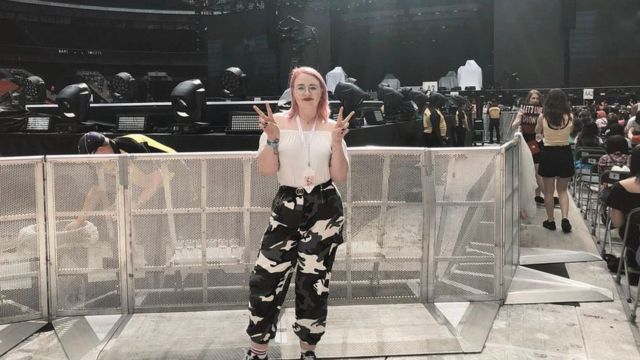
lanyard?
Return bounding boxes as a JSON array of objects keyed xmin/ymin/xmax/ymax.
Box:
[{"xmin": 295, "ymin": 115, "xmax": 317, "ymax": 167}]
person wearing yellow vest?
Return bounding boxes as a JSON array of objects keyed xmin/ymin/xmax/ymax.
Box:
[
  {"xmin": 487, "ymin": 101, "xmax": 501, "ymax": 143},
  {"xmin": 66, "ymin": 132, "xmax": 176, "ymax": 230},
  {"xmin": 454, "ymin": 103, "xmax": 469, "ymax": 147},
  {"xmin": 77, "ymin": 132, "xmax": 176, "ymax": 155},
  {"xmin": 423, "ymin": 106, "xmax": 447, "ymax": 147}
]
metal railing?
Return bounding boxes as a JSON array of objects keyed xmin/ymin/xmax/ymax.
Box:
[{"xmin": 0, "ymin": 142, "xmax": 519, "ymax": 323}]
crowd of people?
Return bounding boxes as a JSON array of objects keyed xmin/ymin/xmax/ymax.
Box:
[{"xmin": 511, "ymin": 89, "xmax": 640, "ymax": 284}]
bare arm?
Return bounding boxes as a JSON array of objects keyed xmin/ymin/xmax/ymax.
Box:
[
  {"xmin": 130, "ymin": 166, "xmax": 164, "ymax": 207},
  {"xmin": 329, "ymin": 107, "xmax": 354, "ymax": 183},
  {"xmin": 66, "ymin": 185, "xmax": 104, "ymax": 229},
  {"xmin": 257, "ymin": 143, "xmax": 279, "ymax": 176},
  {"xmin": 611, "ymin": 208, "xmax": 625, "ymax": 229},
  {"xmin": 255, "ymin": 104, "xmax": 280, "ymax": 176},
  {"xmin": 330, "ymin": 141, "xmax": 349, "ymax": 183},
  {"xmin": 512, "ymin": 111, "xmax": 523, "ymax": 129},
  {"xmin": 535, "ymin": 114, "xmax": 544, "ymax": 135}
]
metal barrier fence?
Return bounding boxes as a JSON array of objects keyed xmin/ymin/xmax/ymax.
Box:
[
  {"xmin": 482, "ymin": 110, "xmax": 518, "ymax": 144},
  {"xmin": 0, "ymin": 157, "xmax": 48, "ymax": 323},
  {"xmin": 0, "ymin": 142, "xmax": 519, "ymax": 323}
]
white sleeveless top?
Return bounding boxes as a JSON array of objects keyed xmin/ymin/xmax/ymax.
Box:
[{"xmin": 259, "ymin": 129, "xmax": 348, "ymax": 187}]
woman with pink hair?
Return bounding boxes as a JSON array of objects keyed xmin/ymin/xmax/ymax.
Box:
[{"xmin": 244, "ymin": 66, "xmax": 354, "ymax": 360}]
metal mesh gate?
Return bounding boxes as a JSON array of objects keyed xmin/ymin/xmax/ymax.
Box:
[
  {"xmin": 0, "ymin": 157, "xmax": 47, "ymax": 324},
  {"xmin": 0, "ymin": 142, "xmax": 519, "ymax": 324},
  {"xmin": 45, "ymin": 156, "xmax": 126, "ymax": 317}
]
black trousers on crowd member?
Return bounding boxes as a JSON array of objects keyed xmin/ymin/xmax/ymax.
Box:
[
  {"xmin": 489, "ymin": 119, "xmax": 501, "ymax": 144},
  {"xmin": 247, "ymin": 180, "xmax": 344, "ymax": 346},
  {"xmin": 454, "ymin": 126, "xmax": 467, "ymax": 147}
]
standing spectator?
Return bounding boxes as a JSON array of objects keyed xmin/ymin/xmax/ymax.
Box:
[
  {"xmin": 512, "ymin": 89, "xmax": 545, "ymax": 204},
  {"xmin": 454, "ymin": 102, "xmax": 469, "ymax": 147},
  {"xmin": 487, "ymin": 100, "xmax": 501, "ymax": 144},
  {"xmin": 246, "ymin": 66, "xmax": 351, "ymax": 360},
  {"xmin": 536, "ymin": 89, "xmax": 574, "ymax": 233}
]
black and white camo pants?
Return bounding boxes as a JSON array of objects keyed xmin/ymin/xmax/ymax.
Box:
[{"xmin": 247, "ymin": 180, "xmax": 344, "ymax": 346}]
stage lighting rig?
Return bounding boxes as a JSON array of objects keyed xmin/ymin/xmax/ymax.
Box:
[
  {"xmin": 51, "ymin": 82, "xmax": 94, "ymax": 132},
  {"xmin": 111, "ymin": 72, "xmax": 137, "ymax": 102},
  {"xmin": 170, "ymin": 79, "xmax": 208, "ymax": 133},
  {"xmin": 406, "ymin": 89, "xmax": 428, "ymax": 112},
  {"xmin": 220, "ymin": 67, "xmax": 247, "ymax": 98},
  {"xmin": 24, "ymin": 76, "xmax": 46, "ymax": 104},
  {"xmin": 379, "ymin": 86, "xmax": 405, "ymax": 122},
  {"xmin": 334, "ymin": 81, "xmax": 369, "ymax": 127},
  {"xmin": 57, "ymin": 83, "xmax": 91, "ymax": 122}
]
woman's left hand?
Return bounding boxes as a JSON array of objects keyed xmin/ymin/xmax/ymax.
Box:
[{"xmin": 332, "ymin": 107, "xmax": 355, "ymax": 144}]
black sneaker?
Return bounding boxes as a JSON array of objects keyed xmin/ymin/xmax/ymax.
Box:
[
  {"xmin": 561, "ymin": 218, "xmax": 572, "ymax": 233},
  {"xmin": 554, "ymin": 197, "xmax": 560, "ymax": 207},
  {"xmin": 534, "ymin": 196, "xmax": 545, "ymax": 205},
  {"xmin": 300, "ymin": 351, "xmax": 317, "ymax": 360},
  {"xmin": 243, "ymin": 350, "xmax": 268, "ymax": 360},
  {"xmin": 543, "ymin": 220, "xmax": 556, "ymax": 230}
]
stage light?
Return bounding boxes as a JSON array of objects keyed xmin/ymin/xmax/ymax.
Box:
[
  {"xmin": 111, "ymin": 72, "xmax": 137, "ymax": 101},
  {"xmin": 334, "ymin": 81, "xmax": 369, "ymax": 118},
  {"xmin": 23, "ymin": 76, "xmax": 46, "ymax": 104},
  {"xmin": 406, "ymin": 89, "xmax": 428, "ymax": 112},
  {"xmin": 226, "ymin": 111, "xmax": 261, "ymax": 133},
  {"xmin": 428, "ymin": 92, "xmax": 448, "ymax": 109},
  {"xmin": 117, "ymin": 115, "xmax": 147, "ymax": 132},
  {"xmin": 56, "ymin": 83, "xmax": 91, "ymax": 122},
  {"xmin": 170, "ymin": 79, "xmax": 205, "ymax": 126},
  {"xmin": 220, "ymin": 67, "xmax": 246, "ymax": 97},
  {"xmin": 277, "ymin": 88, "xmax": 292, "ymax": 110},
  {"xmin": 379, "ymin": 86, "xmax": 404, "ymax": 122}
]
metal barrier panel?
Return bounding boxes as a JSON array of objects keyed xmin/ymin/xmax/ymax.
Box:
[
  {"xmin": 431, "ymin": 147, "xmax": 499, "ymax": 301},
  {"xmin": 483, "ymin": 110, "xmax": 518, "ymax": 144},
  {"xmin": 129, "ymin": 153, "xmax": 266, "ymax": 311},
  {"xmin": 46, "ymin": 156, "xmax": 125, "ymax": 317},
  {"xmin": 0, "ymin": 157, "xmax": 47, "ymax": 324},
  {"xmin": 502, "ymin": 142, "xmax": 519, "ymax": 298},
  {"xmin": 500, "ymin": 111, "xmax": 518, "ymax": 144},
  {"xmin": 334, "ymin": 149, "xmax": 425, "ymax": 305}
]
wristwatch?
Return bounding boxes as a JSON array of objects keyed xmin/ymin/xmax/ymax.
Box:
[{"xmin": 266, "ymin": 138, "xmax": 279, "ymax": 154}]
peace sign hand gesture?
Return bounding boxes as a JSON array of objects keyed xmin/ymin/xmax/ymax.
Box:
[
  {"xmin": 332, "ymin": 107, "xmax": 355, "ymax": 144},
  {"xmin": 253, "ymin": 103, "xmax": 279, "ymax": 140}
]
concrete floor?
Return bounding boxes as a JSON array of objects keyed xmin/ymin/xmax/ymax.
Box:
[{"xmin": 2, "ymin": 201, "xmax": 640, "ymax": 360}]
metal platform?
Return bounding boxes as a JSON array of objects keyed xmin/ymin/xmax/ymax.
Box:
[{"xmin": 45, "ymin": 303, "xmax": 499, "ymax": 360}]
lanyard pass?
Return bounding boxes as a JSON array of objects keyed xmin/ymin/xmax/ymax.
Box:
[
  {"xmin": 303, "ymin": 166, "xmax": 315, "ymax": 193},
  {"xmin": 296, "ymin": 115, "xmax": 317, "ymax": 193}
]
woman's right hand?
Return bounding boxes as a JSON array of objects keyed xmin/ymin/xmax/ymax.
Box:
[{"xmin": 253, "ymin": 103, "xmax": 279, "ymax": 140}]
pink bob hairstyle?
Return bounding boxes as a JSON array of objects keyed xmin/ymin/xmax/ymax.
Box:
[{"xmin": 287, "ymin": 66, "xmax": 330, "ymax": 121}]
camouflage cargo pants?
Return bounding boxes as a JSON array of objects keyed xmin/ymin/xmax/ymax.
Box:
[{"xmin": 247, "ymin": 180, "xmax": 344, "ymax": 345}]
